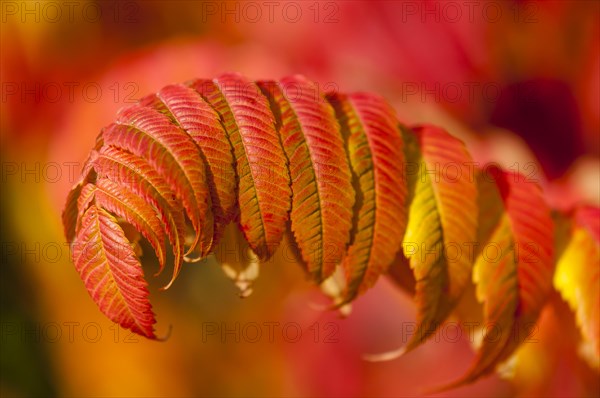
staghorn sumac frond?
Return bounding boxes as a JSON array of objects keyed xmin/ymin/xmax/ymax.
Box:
[{"xmin": 62, "ymin": 72, "xmax": 598, "ymax": 388}]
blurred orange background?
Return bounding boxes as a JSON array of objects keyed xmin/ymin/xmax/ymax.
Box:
[{"xmin": 1, "ymin": 1, "xmax": 598, "ymax": 397}]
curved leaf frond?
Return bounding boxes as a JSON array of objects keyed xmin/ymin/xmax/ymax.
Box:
[{"xmin": 62, "ymin": 73, "xmax": 581, "ymax": 390}]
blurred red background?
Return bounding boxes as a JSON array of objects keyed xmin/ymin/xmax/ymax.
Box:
[{"xmin": 1, "ymin": 1, "xmax": 598, "ymax": 396}]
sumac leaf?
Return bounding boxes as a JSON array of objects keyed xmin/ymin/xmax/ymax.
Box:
[
  {"xmin": 554, "ymin": 205, "xmax": 600, "ymax": 368},
  {"xmin": 257, "ymin": 76, "xmax": 354, "ymax": 282},
  {"xmin": 62, "ymin": 73, "xmax": 573, "ymax": 388},
  {"xmin": 104, "ymin": 104, "xmax": 213, "ymax": 257},
  {"xmin": 443, "ymin": 167, "xmax": 554, "ymax": 388},
  {"xmin": 370, "ymin": 125, "xmax": 478, "ymax": 360},
  {"xmin": 190, "ymin": 73, "xmax": 291, "ymax": 259},
  {"xmin": 72, "ymin": 205, "xmax": 156, "ymax": 338},
  {"xmin": 157, "ymin": 83, "xmax": 236, "ymax": 247},
  {"xmin": 328, "ymin": 92, "xmax": 407, "ymax": 302},
  {"xmin": 93, "ymin": 145, "xmax": 185, "ymax": 287}
]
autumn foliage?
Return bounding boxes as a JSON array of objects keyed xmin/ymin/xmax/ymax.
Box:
[{"xmin": 62, "ymin": 73, "xmax": 599, "ymax": 388}]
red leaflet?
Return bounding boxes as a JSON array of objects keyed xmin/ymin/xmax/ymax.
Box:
[
  {"xmin": 104, "ymin": 104, "xmax": 213, "ymax": 257},
  {"xmin": 442, "ymin": 167, "xmax": 554, "ymax": 388},
  {"xmin": 258, "ymin": 76, "xmax": 354, "ymax": 282},
  {"xmin": 190, "ymin": 73, "xmax": 291, "ymax": 259},
  {"xmin": 72, "ymin": 205, "xmax": 156, "ymax": 338},
  {"xmin": 328, "ymin": 92, "xmax": 406, "ymax": 301},
  {"xmin": 77, "ymin": 179, "xmax": 98, "ymax": 222},
  {"xmin": 89, "ymin": 178, "xmax": 167, "ymax": 276},
  {"xmin": 93, "ymin": 145, "xmax": 185, "ymax": 288},
  {"xmin": 63, "ymin": 180, "xmax": 85, "ymax": 242},
  {"xmin": 62, "ymin": 136, "xmax": 102, "ymax": 241},
  {"xmin": 157, "ymin": 84, "xmax": 236, "ymax": 248},
  {"xmin": 368, "ymin": 125, "xmax": 478, "ymax": 360}
]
